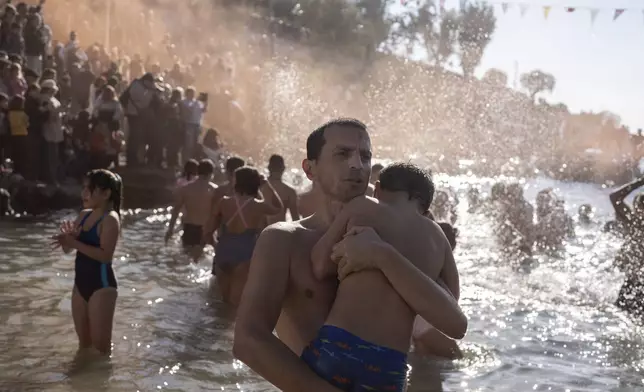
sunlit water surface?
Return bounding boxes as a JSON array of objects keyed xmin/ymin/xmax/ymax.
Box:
[{"xmin": 1, "ymin": 176, "xmax": 643, "ymax": 392}]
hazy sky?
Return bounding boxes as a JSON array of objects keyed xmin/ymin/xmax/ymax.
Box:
[{"xmin": 393, "ymin": 0, "xmax": 644, "ymax": 131}]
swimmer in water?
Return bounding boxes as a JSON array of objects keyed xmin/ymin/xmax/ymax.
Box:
[
  {"xmin": 51, "ymin": 169, "xmax": 122, "ymax": 355},
  {"xmin": 165, "ymin": 159, "xmax": 218, "ymax": 259},
  {"xmin": 204, "ymin": 166, "xmax": 283, "ymax": 305},
  {"xmin": 308, "ymin": 163, "xmax": 466, "ymax": 392},
  {"xmin": 609, "ymin": 175, "xmax": 644, "ymax": 317},
  {"xmin": 365, "ymin": 163, "xmax": 383, "ymax": 197},
  {"xmin": 266, "ymin": 154, "xmax": 300, "ymax": 224},
  {"xmin": 577, "ymin": 204, "xmax": 594, "ymax": 225},
  {"xmin": 176, "ymin": 159, "xmax": 198, "ymax": 188}
]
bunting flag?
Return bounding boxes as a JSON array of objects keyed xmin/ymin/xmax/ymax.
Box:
[
  {"xmin": 613, "ymin": 9, "xmax": 625, "ymax": 21},
  {"xmin": 501, "ymin": 3, "xmax": 509, "ymax": 14},
  {"xmin": 519, "ymin": 3, "xmax": 529, "ymax": 18},
  {"xmin": 439, "ymin": 0, "xmax": 446, "ymax": 12},
  {"xmin": 543, "ymin": 6, "xmax": 551, "ymax": 20},
  {"xmin": 566, "ymin": 8, "xmax": 575, "ymax": 13},
  {"xmin": 590, "ymin": 9, "xmax": 599, "ymax": 26}
]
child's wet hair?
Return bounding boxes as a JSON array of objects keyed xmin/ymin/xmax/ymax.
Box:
[
  {"xmin": 379, "ymin": 162, "xmax": 434, "ymax": 213},
  {"xmin": 438, "ymin": 222, "xmax": 458, "ymax": 250},
  {"xmin": 86, "ymin": 169, "xmax": 123, "ymax": 218},
  {"xmin": 234, "ymin": 166, "xmax": 261, "ymax": 197}
]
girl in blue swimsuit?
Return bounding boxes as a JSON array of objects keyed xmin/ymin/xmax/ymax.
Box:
[
  {"xmin": 52, "ymin": 169, "xmax": 122, "ymax": 355},
  {"xmin": 205, "ymin": 166, "xmax": 283, "ymax": 306}
]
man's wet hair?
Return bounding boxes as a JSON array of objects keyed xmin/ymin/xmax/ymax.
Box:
[
  {"xmin": 234, "ymin": 166, "xmax": 261, "ymax": 196},
  {"xmin": 197, "ymin": 159, "xmax": 214, "ymax": 176},
  {"xmin": 225, "ymin": 156, "xmax": 245, "ymax": 175},
  {"xmin": 306, "ymin": 118, "xmax": 367, "ymax": 161},
  {"xmin": 379, "ymin": 162, "xmax": 434, "ymax": 213},
  {"xmin": 268, "ymin": 154, "xmax": 285, "ymax": 172}
]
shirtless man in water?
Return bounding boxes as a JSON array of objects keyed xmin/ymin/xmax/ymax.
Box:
[
  {"xmin": 165, "ymin": 159, "xmax": 217, "ymax": 258},
  {"xmin": 307, "ymin": 163, "xmax": 464, "ymax": 391},
  {"xmin": 266, "ymin": 154, "xmax": 300, "ymax": 224},
  {"xmin": 234, "ymin": 118, "xmax": 466, "ymax": 392}
]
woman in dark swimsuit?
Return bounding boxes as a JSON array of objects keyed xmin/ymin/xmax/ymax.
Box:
[
  {"xmin": 52, "ymin": 169, "xmax": 123, "ymax": 354},
  {"xmin": 204, "ymin": 166, "xmax": 283, "ymax": 306}
]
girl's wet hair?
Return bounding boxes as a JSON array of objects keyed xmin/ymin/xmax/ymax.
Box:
[
  {"xmin": 183, "ymin": 159, "xmax": 198, "ymax": 181},
  {"xmin": 86, "ymin": 169, "xmax": 123, "ymax": 218},
  {"xmin": 234, "ymin": 166, "xmax": 261, "ymax": 196}
]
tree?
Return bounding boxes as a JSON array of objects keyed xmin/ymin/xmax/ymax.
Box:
[
  {"xmin": 520, "ymin": 70, "xmax": 556, "ymax": 102},
  {"xmin": 458, "ymin": 2, "xmax": 496, "ymax": 78},
  {"xmin": 482, "ymin": 68, "xmax": 507, "ymax": 87},
  {"xmin": 392, "ymin": 1, "xmax": 460, "ymax": 68}
]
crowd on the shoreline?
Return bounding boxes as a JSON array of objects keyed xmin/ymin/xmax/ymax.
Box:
[{"xmin": 0, "ymin": 0, "xmax": 245, "ymax": 195}]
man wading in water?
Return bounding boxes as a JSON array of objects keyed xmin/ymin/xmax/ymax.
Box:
[
  {"xmin": 165, "ymin": 159, "xmax": 218, "ymax": 260},
  {"xmin": 234, "ymin": 118, "xmax": 466, "ymax": 391}
]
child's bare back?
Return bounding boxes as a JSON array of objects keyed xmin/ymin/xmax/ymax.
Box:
[{"xmin": 312, "ymin": 195, "xmax": 451, "ymax": 353}]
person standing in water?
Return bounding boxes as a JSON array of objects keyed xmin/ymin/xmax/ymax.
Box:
[
  {"xmin": 165, "ymin": 159, "xmax": 218, "ymax": 258},
  {"xmin": 204, "ymin": 166, "xmax": 283, "ymax": 305},
  {"xmin": 610, "ymin": 175, "xmax": 644, "ymax": 317},
  {"xmin": 52, "ymin": 169, "xmax": 122, "ymax": 355},
  {"xmin": 266, "ymin": 154, "xmax": 300, "ymax": 224},
  {"xmin": 176, "ymin": 159, "xmax": 198, "ymax": 188}
]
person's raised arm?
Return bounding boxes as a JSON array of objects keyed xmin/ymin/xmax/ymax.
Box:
[
  {"xmin": 610, "ymin": 176, "xmax": 644, "ymax": 223},
  {"xmin": 233, "ymin": 226, "xmax": 340, "ymax": 392},
  {"xmin": 258, "ymin": 178, "xmax": 283, "ymax": 216}
]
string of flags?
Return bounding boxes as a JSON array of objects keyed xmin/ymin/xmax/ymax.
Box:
[{"xmin": 400, "ymin": 1, "xmax": 643, "ymax": 26}]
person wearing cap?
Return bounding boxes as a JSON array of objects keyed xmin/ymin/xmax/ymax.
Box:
[{"xmin": 40, "ymin": 79, "xmax": 63, "ymax": 185}]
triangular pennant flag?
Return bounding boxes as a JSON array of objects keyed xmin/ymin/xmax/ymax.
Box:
[
  {"xmin": 566, "ymin": 8, "xmax": 575, "ymax": 13},
  {"xmin": 590, "ymin": 9, "xmax": 599, "ymax": 26},
  {"xmin": 460, "ymin": 0, "xmax": 467, "ymax": 10},
  {"xmin": 501, "ymin": 3, "xmax": 509, "ymax": 14},
  {"xmin": 543, "ymin": 6, "xmax": 551, "ymax": 20},
  {"xmin": 613, "ymin": 9, "xmax": 625, "ymax": 21},
  {"xmin": 519, "ymin": 3, "xmax": 529, "ymax": 17}
]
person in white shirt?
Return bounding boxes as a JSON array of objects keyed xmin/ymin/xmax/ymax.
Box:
[{"xmin": 180, "ymin": 87, "xmax": 207, "ymax": 164}]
